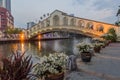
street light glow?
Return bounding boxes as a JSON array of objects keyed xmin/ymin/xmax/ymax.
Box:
[
  {"xmin": 38, "ymin": 34, "xmax": 42, "ymax": 40},
  {"xmin": 20, "ymin": 33, "xmax": 25, "ymax": 41}
]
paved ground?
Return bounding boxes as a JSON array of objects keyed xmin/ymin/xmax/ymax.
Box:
[
  {"xmin": 65, "ymin": 71, "xmax": 105, "ymax": 80},
  {"xmin": 66, "ymin": 43, "xmax": 120, "ymax": 80}
]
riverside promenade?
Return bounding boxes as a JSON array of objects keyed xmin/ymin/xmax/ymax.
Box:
[{"xmin": 66, "ymin": 43, "xmax": 120, "ymax": 80}]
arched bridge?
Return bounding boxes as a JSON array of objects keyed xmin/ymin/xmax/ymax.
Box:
[
  {"xmin": 28, "ymin": 26, "xmax": 104, "ymax": 39},
  {"xmin": 27, "ymin": 10, "xmax": 119, "ymax": 39}
]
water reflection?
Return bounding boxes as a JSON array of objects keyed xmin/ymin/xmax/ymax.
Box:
[
  {"xmin": 21, "ymin": 42, "xmax": 25, "ymax": 54},
  {"xmin": 38, "ymin": 41, "xmax": 42, "ymax": 51},
  {"xmin": 53, "ymin": 40, "xmax": 64, "ymax": 52},
  {"xmin": 0, "ymin": 37, "xmax": 91, "ymax": 59},
  {"xmin": 11, "ymin": 44, "xmax": 18, "ymax": 51}
]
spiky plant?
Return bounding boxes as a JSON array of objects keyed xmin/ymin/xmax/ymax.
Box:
[{"xmin": 0, "ymin": 51, "xmax": 33, "ymax": 80}]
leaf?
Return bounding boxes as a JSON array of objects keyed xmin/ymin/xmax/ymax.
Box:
[{"xmin": 0, "ymin": 51, "xmax": 33, "ymax": 80}]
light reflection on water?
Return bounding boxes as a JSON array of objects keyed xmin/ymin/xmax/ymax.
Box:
[
  {"xmin": 38, "ymin": 41, "xmax": 42, "ymax": 51},
  {"xmin": 0, "ymin": 37, "xmax": 91, "ymax": 62}
]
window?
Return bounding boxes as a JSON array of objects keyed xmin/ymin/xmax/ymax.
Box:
[
  {"xmin": 53, "ymin": 15, "xmax": 59, "ymax": 26},
  {"xmin": 86, "ymin": 22, "xmax": 93, "ymax": 30},
  {"xmin": 41, "ymin": 22, "xmax": 44, "ymax": 27},
  {"xmin": 99, "ymin": 26, "xmax": 104, "ymax": 32},
  {"xmin": 70, "ymin": 18, "xmax": 75, "ymax": 26},
  {"xmin": 78, "ymin": 20, "xmax": 85, "ymax": 28},
  {"xmin": 63, "ymin": 17, "xmax": 68, "ymax": 26},
  {"xmin": 46, "ymin": 20, "xmax": 50, "ymax": 27}
]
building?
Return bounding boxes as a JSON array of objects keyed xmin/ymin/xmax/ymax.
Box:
[
  {"xmin": 27, "ymin": 22, "xmax": 36, "ymax": 29},
  {"xmin": 0, "ymin": 0, "xmax": 13, "ymax": 32},
  {"xmin": 6, "ymin": 0, "xmax": 11, "ymax": 13},
  {"xmin": 28, "ymin": 10, "xmax": 120, "ymax": 39},
  {"xmin": 0, "ymin": 7, "xmax": 14, "ymax": 32},
  {"xmin": 0, "ymin": 0, "xmax": 11, "ymax": 12}
]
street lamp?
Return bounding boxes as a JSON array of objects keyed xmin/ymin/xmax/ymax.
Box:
[{"xmin": 20, "ymin": 33, "xmax": 25, "ymax": 41}]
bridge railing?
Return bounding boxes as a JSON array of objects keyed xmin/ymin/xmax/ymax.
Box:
[{"xmin": 28, "ymin": 26, "xmax": 104, "ymax": 38}]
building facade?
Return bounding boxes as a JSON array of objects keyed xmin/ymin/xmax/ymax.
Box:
[
  {"xmin": 6, "ymin": 0, "xmax": 11, "ymax": 13},
  {"xmin": 0, "ymin": 0, "xmax": 13, "ymax": 32},
  {"xmin": 0, "ymin": 7, "xmax": 14, "ymax": 32},
  {"xmin": 27, "ymin": 22, "xmax": 36, "ymax": 29},
  {"xmin": 0, "ymin": 0, "xmax": 11, "ymax": 12},
  {"xmin": 28, "ymin": 10, "xmax": 120, "ymax": 38}
]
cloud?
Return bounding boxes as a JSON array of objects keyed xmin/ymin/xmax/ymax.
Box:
[
  {"xmin": 11, "ymin": 0, "xmax": 120, "ymax": 28},
  {"xmin": 71, "ymin": 0, "xmax": 119, "ymax": 22}
]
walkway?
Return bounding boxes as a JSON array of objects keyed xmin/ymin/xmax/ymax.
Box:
[{"xmin": 66, "ymin": 43, "xmax": 120, "ymax": 80}]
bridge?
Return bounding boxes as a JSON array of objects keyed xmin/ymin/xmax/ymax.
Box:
[{"xmin": 27, "ymin": 10, "xmax": 120, "ymax": 39}]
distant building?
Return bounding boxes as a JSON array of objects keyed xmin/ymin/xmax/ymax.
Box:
[
  {"xmin": 0, "ymin": 7, "xmax": 14, "ymax": 32},
  {"xmin": 0, "ymin": 0, "xmax": 11, "ymax": 12},
  {"xmin": 0, "ymin": 0, "xmax": 14, "ymax": 32},
  {"xmin": 27, "ymin": 22, "xmax": 36, "ymax": 29}
]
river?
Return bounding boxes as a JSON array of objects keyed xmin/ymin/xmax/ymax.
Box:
[{"xmin": 0, "ymin": 36, "xmax": 91, "ymax": 62}]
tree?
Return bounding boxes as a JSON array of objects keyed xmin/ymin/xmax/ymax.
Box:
[
  {"xmin": 116, "ymin": 6, "xmax": 120, "ymax": 26},
  {"xmin": 102, "ymin": 28, "xmax": 117, "ymax": 42},
  {"xmin": 5, "ymin": 28, "xmax": 22, "ymax": 34},
  {"xmin": 115, "ymin": 21, "xmax": 120, "ymax": 26}
]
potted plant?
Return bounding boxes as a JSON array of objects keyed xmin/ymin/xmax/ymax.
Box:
[
  {"xmin": 93, "ymin": 43, "xmax": 104, "ymax": 53},
  {"xmin": 77, "ymin": 42, "xmax": 93, "ymax": 62},
  {"xmin": 34, "ymin": 53, "xmax": 68, "ymax": 80},
  {"xmin": 0, "ymin": 51, "xmax": 33, "ymax": 80},
  {"xmin": 101, "ymin": 43, "xmax": 106, "ymax": 48}
]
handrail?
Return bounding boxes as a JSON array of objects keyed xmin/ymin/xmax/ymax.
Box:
[{"xmin": 28, "ymin": 26, "xmax": 104, "ymax": 39}]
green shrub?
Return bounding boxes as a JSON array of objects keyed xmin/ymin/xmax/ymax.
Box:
[{"xmin": 102, "ymin": 28, "xmax": 117, "ymax": 42}]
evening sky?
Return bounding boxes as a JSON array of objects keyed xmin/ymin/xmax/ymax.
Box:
[{"xmin": 11, "ymin": 0, "xmax": 120, "ymax": 28}]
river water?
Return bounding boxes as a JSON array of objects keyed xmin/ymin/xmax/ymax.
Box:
[{"xmin": 0, "ymin": 37, "xmax": 91, "ymax": 62}]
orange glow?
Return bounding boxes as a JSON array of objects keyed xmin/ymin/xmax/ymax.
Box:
[
  {"xmin": 11, "ymin": 44, "xmax": 18, "ymax": 52},
  {"xmin": 38, "ymin": 34, "xmax": 42, "ymax": 40},
  {"xmin": 20, "ymin": 33, "xmax": 25, "ymax": 41},
  {"xmin": 21, "ymin": 42, "xmax": 25, "ymax": 53},
  {"xmin": 38, "ymin": 41, "xmax": 42, "ymax": 51}
]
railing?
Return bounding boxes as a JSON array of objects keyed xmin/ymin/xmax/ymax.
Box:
[
  {"xmin": 0, "ymin": 37, "xmax": 28, "ymax": 42},
  {"xmin": 28, "ymin": 26, "xmax": 104, "ymax": 39}
]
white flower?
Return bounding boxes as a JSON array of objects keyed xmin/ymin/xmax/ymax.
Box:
[
  {"xmin": 77, "ymin": 41, "xmax": 93, "ymax": 52},
  {"xmin": 93, "ymin": 42, "xmax": 104, "ymax": 47},
  {"xmin": 34, "ymin": 52, "xmax": 68, "ymax": 78}
]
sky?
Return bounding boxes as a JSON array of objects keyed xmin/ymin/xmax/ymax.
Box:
[{"xmin": 11, "ymin": 0, "xmax": 120, "ymax": 28}]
